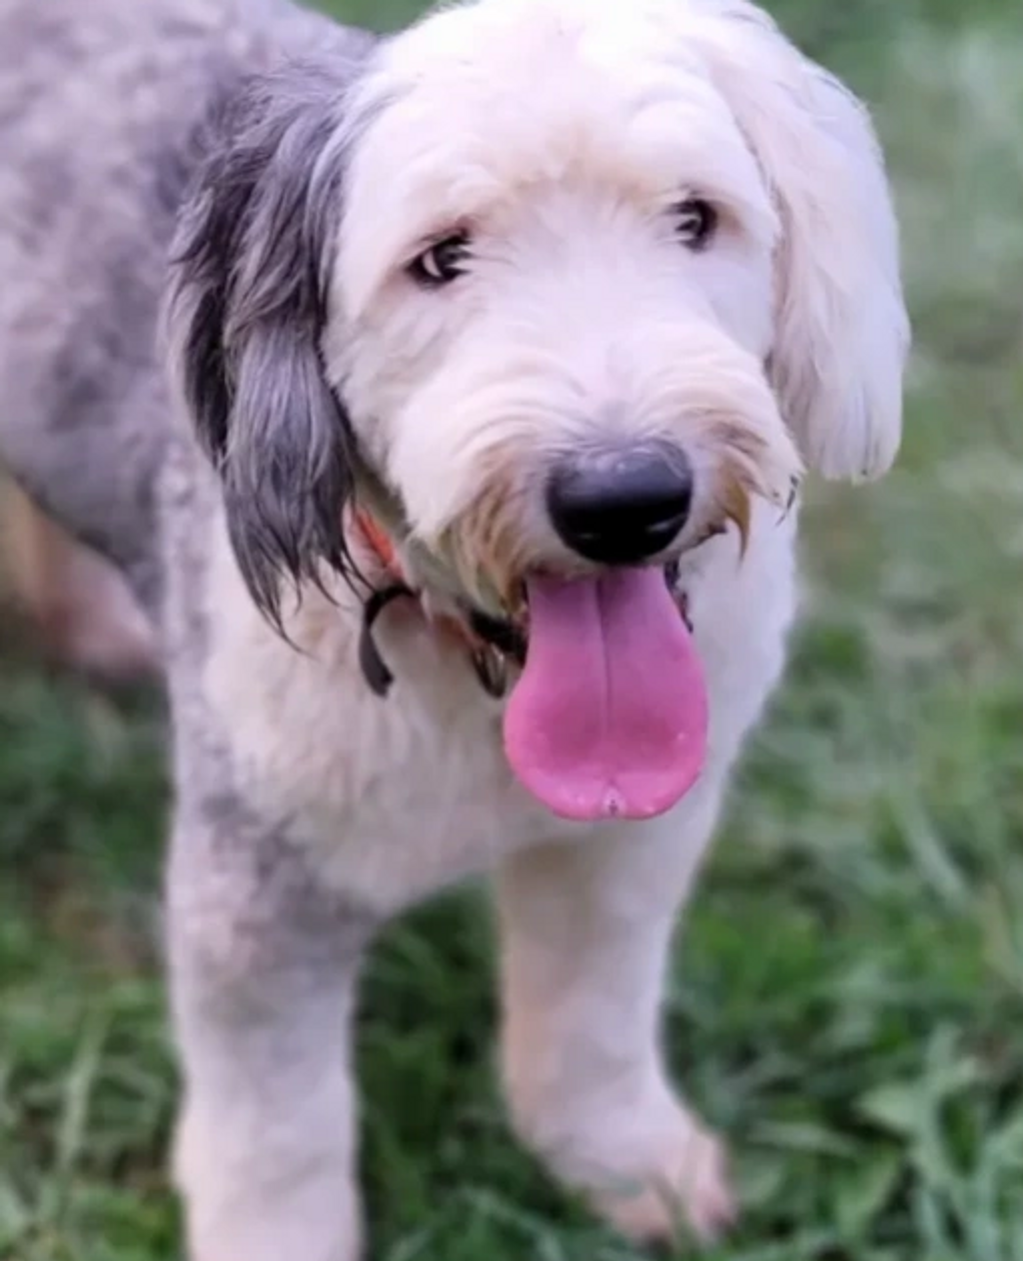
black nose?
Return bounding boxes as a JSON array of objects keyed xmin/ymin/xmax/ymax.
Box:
[{"xmin": 546, "ymin": 443, "xmax": 693, "ymax": 566}]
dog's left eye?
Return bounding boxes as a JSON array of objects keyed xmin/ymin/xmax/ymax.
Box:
[
  {"xmin": 408, "ymin": 232, "xmax": 471, "ymax": 287},
  {"xmin": 674, "ymin": 198, "xmax": 718, "ymax": 250}
]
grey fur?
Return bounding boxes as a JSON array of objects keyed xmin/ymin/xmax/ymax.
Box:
[
  {"xmin": 0, "ymin": 2, "xmax": 381, "ymax": 1256},
  {"xmin": 0, "ymin": 0, "xmax": 375, "ymax": 611},
  {"xmin": 167, "ymin": 59, "xmax": 371, "ymax": 628}
]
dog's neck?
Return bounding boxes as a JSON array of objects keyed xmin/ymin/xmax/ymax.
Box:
[{"xmin": 350, "ymin": 506, "xmax": 525, "ymax": 701}]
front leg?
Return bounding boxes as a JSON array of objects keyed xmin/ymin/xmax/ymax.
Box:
[
  {"xmin": 497, "ymin": 791, "xmax": 733, "ymax": 1246},
  {"xmin": 168, "ymin": 808, "xmax": 375, "ymax": 1261}
]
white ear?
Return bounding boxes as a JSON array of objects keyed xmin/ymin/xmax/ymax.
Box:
[{"xmin": 688, "ymin": 1, "xmax": 910, "ymax": 480}]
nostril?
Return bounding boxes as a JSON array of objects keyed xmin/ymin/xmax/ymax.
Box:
[{"xmin": 546, "ymin": 443, "xmax": 693, "ymax": 566}]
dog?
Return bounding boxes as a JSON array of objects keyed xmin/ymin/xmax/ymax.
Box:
[{"xmin": 0, "ymin": 0, "xmax": 909, "ymax": 1255}]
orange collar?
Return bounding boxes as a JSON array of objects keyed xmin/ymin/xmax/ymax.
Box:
[{"xmin": 353, "ymin": 506, "xmax": 404, "ymax": 584}]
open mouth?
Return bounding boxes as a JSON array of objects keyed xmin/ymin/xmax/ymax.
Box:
[
  {"xmin": 488, "ymin": 561, "xmax": 707, "ymax": 824},
  {"xmin": 356, "ymin": 497, "xmax": 709, "ymax": 824}
]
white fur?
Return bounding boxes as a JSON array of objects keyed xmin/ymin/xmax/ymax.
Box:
[
  {"xmin": 182, "ymin": 503, "xmax": 795, "ymax": 1260},
  {"xmin": 173, "ymin": 0, "xmax": 907, "ymax": 1256}
]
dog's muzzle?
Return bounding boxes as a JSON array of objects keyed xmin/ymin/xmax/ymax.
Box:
[{"xmin": 352, "ymin": 495, "xmax": 708, "ymax": 824}]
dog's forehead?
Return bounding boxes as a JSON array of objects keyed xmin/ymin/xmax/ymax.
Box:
[
  {"xmin": 363, "ymin": 0, "xmax": 730, "ymax": 172},
  {"xmin": 339, "ymin": 0, "xmax": 769, "ymax": 314},
  {"xmin": 386, "ymin": 0, "xmax": 705, "ymax": 80}
]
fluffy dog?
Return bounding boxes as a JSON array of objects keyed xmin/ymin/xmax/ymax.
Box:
[{"xmin": 0, "ymin": 0, "xmax": 909, "ymax": 1255}]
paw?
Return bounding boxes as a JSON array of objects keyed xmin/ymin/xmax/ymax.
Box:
[{"xmin": 590, "ymin": 1118, "xmax": 736, "ymax": 1246}]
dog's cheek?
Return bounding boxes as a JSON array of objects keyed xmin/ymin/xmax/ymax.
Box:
[
  {"xmin": 328, "ymin": 286, "xmax": 471, "ymax": 471},
  {"xmin": 695, "ymin": 243, "xmax": 776, "ymax": 363}
]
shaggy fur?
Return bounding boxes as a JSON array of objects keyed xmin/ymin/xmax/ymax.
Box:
[{"xmin": 0, "ymin": 0, "xmax": 908, "ymax": 1256}]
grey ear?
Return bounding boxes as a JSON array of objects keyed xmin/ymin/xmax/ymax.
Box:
[{"xmin": 167, "ymin": 60, "xmax": 365, "ymax": 628}]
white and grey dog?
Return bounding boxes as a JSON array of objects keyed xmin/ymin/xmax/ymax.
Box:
[{"xmin": 0, "ymin": 0, "xmax": 909, "ymax": 1255}]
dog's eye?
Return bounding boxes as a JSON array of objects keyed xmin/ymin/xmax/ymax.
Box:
[
  {"xmin": 408, "ymin": 232, "xmax": 471, "ymax": 287},
  {"xmin": 674, "ymin": 198, "xmax": 717, "ymax": 250}
]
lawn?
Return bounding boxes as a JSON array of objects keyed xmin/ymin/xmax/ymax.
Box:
[{"xmin": 3, "ymin": 0, "xmax": 1023, "ymax": 1259}]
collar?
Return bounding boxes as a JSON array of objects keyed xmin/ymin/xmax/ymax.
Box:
[{"xmin": 351, "ymin": 508, "xmax": 526, "ymax": 700}]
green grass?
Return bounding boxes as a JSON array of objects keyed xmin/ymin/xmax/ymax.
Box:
[{"xmin": 3, "ymin": 0, "xmax": 1023, "ymax": 1258}]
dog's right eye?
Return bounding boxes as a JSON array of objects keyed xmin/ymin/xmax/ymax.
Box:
[
  {"xmin": 408, "ymin": 232, "xmax": 471, "ymax": 287},
  {"xmin": 673, "ymin": 198, "xmax": 718, "ymax": 251}
]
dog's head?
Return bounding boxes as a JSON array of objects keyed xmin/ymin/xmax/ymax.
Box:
[{"xmin": 167, "ymin": 0, "xmax": 908, "ymax": 821}]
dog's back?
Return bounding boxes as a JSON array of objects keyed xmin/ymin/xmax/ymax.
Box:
[{"xmin": 0, "ymin": 0, "xmax": 347, "ymax": 608}]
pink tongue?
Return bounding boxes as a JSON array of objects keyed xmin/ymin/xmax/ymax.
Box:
[{"xmin": 503, "ymin": 568, "xmax": 708, "ymax": 822}]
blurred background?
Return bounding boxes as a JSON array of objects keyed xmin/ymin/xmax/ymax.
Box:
[{"xmin": 2, "ymin": 1, "xmax": 1023, "ymax": 1258}]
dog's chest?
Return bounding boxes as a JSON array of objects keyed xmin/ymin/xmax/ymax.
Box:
[
  {"xmin": 203, "ymin": 588, "xmax": 582, "ymax": 912},
  {"xmin": 198, "ymin": 508, "xmax": 798, "ymax": 913}
]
